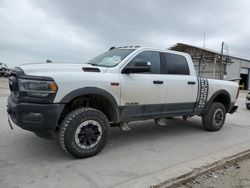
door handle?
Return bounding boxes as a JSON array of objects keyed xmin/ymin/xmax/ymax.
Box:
[
  {"xmin": 187, "ymin": 81, "xmax": 196, "ymax": 85},
  {"xmin": 153, "ymin": 80, "xmax": 164, "ymax": 84}
]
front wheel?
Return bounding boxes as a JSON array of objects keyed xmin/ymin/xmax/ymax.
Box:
[
  {"xmin": 58, "ymin": 107, "xmax": 110, "ymax": 158},
  {"xmin": 202, "ymin": 102, "xmax": 226, "ymax": 131}
]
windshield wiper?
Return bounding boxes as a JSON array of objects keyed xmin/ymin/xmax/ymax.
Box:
[
  {"xmin": 87, "ymin": 63, "xmax": 110, "ymax": 67},
  {"xmin": 86, "ymin": 63, "xmax": 98, "ymax": 66}
]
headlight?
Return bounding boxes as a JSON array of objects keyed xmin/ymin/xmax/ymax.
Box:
[{"xmin": 18, "ymin": 79, "xmax": 58, "ymax": 98}]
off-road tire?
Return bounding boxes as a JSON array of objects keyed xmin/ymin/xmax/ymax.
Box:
[
  {"xmin": 58, "ymin": 107, "xmax": 110, "ymax": 158},
  {"xmin": 202, "ymin": 102, "xmax": 226, "ymax": 131}
]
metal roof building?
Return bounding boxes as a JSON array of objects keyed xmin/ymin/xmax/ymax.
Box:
[{"xmin": 169, "ymin": 43, "xmax": 250, "ymax": 90}]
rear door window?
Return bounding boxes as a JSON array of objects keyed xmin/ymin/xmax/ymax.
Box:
[{"xmin": 163, "ymin": 53, "xmax": 190, "ymax": 75}]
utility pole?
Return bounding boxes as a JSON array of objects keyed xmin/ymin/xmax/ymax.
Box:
[{"xmin": 220, "ymin": 42, "xmax": 224, "ymax": 80}]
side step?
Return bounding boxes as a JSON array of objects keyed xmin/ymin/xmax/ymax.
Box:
[
  {"xmin": 119, "ymin": 122, "xmax": 131, "ymax": 131},
  {"xmin": 155, "ymin": 118, "xmax": 168, "ymax": 126}
]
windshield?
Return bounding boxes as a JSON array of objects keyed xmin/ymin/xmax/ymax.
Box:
[{"xmin": 86, "ymin": 49, "xmax": 134, "ymax": 67}]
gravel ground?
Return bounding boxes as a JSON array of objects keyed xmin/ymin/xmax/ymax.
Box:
[{"xmin": 182, "ymin": 157, "xmax": 250, "ymax": 188}]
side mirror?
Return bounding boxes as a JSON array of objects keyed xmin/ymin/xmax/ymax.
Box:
[{"xmin": 122, "ymin": 61, "xmax": 151, "ymax": 74}]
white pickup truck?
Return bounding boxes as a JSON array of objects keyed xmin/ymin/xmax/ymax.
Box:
[{"xmin": 7, "ymin": 46, "xmax": 239, "ymax": 158}]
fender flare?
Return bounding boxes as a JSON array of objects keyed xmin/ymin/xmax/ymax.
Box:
[
  {"xmin": 60, "ymin": 87, "xmax": 120, "ymax": 122},
  {"xmin": 203, "ymin": 89, "xmax": 231, "ymax": 113}
]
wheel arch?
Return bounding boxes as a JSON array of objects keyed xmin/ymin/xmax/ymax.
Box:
[
  {"xmin": 203, "ymin": 90, "xmax": 231, "ymax": 113},
  {"xmin": 59, "ymin": 87, "xmax": 120, "ymax": 123}
]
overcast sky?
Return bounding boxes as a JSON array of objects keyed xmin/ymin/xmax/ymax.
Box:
[{"xmin": 1, "ymin": 0, "xmax": 250, "ymax": 67}]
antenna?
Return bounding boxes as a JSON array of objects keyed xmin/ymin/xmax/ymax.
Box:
[
  {"xmin": 219, "ymin": 42, "xmax": 225, "ymax": 80},
  {"xmin": 203, "ymin": 32, "xmax": 206, "ymax": 48}
]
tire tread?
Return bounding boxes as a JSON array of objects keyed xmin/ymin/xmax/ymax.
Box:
[
  {"xmin": 202, "ymin": 102, "xmax": 226, "ymax": 131},
  {"xmin": 58, "ymin": 107, "xmax": 109, "ymax": 158}
]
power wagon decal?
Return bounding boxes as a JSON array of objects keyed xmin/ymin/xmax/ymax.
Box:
[{"xmin": 195, "ymin": 78, "xmax": 209, "ymax": 109}]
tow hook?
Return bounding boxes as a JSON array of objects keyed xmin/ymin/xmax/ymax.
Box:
[
  {"xmin": 6, "ymin": 105, "xmax": 13, "ymax": 130},
  {"xmin": 8, "ymin": 114, "xmax": 13, "ymax": 130}
]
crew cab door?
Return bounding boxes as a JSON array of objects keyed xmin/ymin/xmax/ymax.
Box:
[
  {"xmin": 161, "ymin": 52, "xmax": 198, "ymax": 114},
  {"xmin": 119, "ymin": 51, "xmax": 166, "ymax": 119}
]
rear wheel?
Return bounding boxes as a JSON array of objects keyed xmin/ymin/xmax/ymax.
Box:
[
  {"xmin": 202, "ymin": 102, "xmax": 226, "ymax": 131},
  {"xmin": 246, "ymin": 103, "xmax": 250, "ymax": 110},
  {"xmin": 58, "ymin": 107, "xmax": 110, "ymax": 158}
]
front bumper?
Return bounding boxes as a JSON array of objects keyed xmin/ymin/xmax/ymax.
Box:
[{"xmin": 7, "ymin": 96, "xmax": 64, "ymax": 138}]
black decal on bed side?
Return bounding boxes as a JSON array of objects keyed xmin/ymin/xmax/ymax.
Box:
[{"xmin": 196, "ymin": 78, "xmax": 209, "ymax": 109}]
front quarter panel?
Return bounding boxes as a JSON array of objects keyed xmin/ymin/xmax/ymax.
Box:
[{"xmin": 53, "ymin": 72, "xmax": 120, "ymax": 104}]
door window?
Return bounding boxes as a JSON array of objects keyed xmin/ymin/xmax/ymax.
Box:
[
  {"xmin": 127, "ymin": 51, "xmax": 161, "ymax": 74},
  {"xmin": 163, "ymin": 53, "xmax": 190, "ymax": 75}
]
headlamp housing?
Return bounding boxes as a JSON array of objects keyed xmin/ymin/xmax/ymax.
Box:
[{"xmin": 18, "ymin": 79, "xmax": 58, "ymax": 98}]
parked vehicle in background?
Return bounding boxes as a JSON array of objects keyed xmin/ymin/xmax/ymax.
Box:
[
  {"xmin": 246, "ymin": 91, "xmax": 250, "ymax": 109},
  {"xmin": 0, "ymin": 63, "xmax": 8, "ymax": 77},
  {"xmin": 7, "ymin": 46, "xmax": 239, "ymax": 158}
]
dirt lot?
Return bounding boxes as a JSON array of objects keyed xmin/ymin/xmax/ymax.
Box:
[{"xmin": 182, "ymin": 156, "xmax": 250, "ymax": 188}]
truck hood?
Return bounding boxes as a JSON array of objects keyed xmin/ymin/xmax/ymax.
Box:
[{"xmin": 17, "ymin": 63, "xmax": 108, "ymax": 77}]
